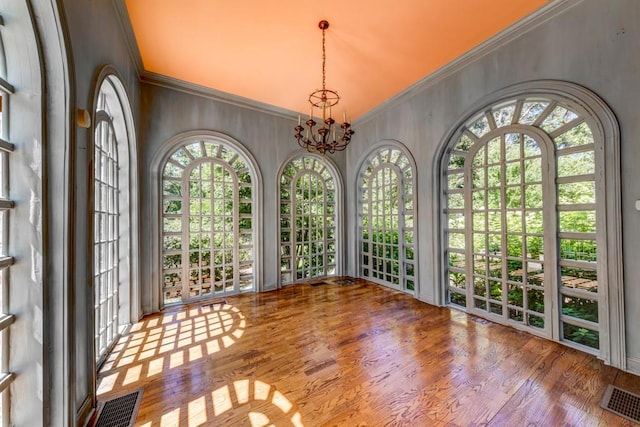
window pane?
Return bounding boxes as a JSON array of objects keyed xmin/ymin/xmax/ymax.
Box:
[
  {"xmin": 554, "ymin": 122, "xmax": 594, "ymax": 149},
  {"xmin": 449, "ymin": 291, "xmax": 466, "ymax": 307},
  {"xmin": 527, "ymin": 289, "xmax": 545, "ymax": 313},
  {"xmin": 557, "ymin": 150, "xmax": 595, "ymax": 177},
  {"xmin": 447, "ymin": 192, "xmax": 464, "ymax": 209},
  {"xmin": 519, "ymin": 101, "xmax": 549, "ymax": 125},
  {"xmin": 492, "ymin": 103, "xmax": 516, "ymax": 128},
  {"xmin": 540, "ymin": 106, "xmax": 579, "ymax": 133},
  {"xmin": 562, "ymin": 295, "xmax": 598, "ymax": 322},
  {"xmin": 559, "ymin": 211, "xmax": 596, "ymax": 233},
  {"xmin": 558, "ymin": 181, "xmax": 596, "ymax": 205},
  {"xmin": 563, "ymin": 322, "xmax": 599, "ymax": 349},
  {"xmin": 559, "ymin": 238, "xmax": 596, "ymax": 262},
  {"xmin": 560, "ymin": 266, "xmax": 597, "ymax": 293},
  {"xmin": 468, "ymin": 115, "xmax": 490, "ymax": 138},
  {"xmin": 447, "ymin": 213, "xmax": 464, "ymax": 230}
]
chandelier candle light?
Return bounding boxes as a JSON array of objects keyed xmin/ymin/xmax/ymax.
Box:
[{"xmin": 294, "ymin": 20, "xmax": 354, "ymax": 154}]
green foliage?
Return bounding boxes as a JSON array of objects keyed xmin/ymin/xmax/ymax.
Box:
[
  {"xmin": 562, "ymin": 295, "xmax": 598, "ymax": 322},
  {"xmin": 449, "ymin": 271, "xmax": 465, "ymax": 288},
  {"xmin": 450, "ymin": 291, "xmax": 466, "ymax": 307},
  {"xmin": 564, "ymin": 323, "xmax": 599, "ymax": 349}
]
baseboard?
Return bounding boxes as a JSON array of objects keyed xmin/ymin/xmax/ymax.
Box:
[
  {"xmin": 625, "ymin": 357, "xmax": 640, "ymax": 376},
  {"xmin": 77, "ymin": 394, "xmax": 95, "ymax": 427}
]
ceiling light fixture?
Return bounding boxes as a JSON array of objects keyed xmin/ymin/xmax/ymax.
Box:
[{"xmin": 294, "ymin": 20, "xmax": 354, "ymax": 154}]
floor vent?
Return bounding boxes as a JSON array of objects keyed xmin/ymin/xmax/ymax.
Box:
[
  {"xmin": 600, "ymin": 384, "xmax": 640, "ymax": 423},
  {"xmin": 95, "ymin": 389, "xmax": 143, "ymax": 427},
  {"xmin": 332, "ymin": 278, "xmax": 357, "ymax": 286},
  {"xmin": 202, "ymin": 298, "xmax": 228, "ymax": 308},
  {"xmin": 309, "ymin": 281, "xmax": 331, "ymax": 287}
]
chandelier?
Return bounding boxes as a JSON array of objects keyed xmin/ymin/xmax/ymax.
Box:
[{"xmin": 294, "ymin": 20, "xmax": 354, "ymax": 154}]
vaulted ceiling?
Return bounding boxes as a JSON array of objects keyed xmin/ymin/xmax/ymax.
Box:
[{"xmin": 125, "ymin": 0, "xmax": 549, "ymax": 119}]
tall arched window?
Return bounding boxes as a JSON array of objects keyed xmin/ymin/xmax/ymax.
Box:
[
  {"xmin": 278, "ymin": 153, "xmax": 342, "ymax": 285},
  {"xmin": 92, "ymin": 73, "xmax": 137, "ymax": 364},
  {"xmin": 357, "ymin": 143, "xmax": 417, "ymax": 293},
  {"xmin": 161, "ymin": 136, "xmax": 258, "ymax": 304},
  {"xmin": 440, "ymin": 82, "xmax": 623, "ymax": 365}
]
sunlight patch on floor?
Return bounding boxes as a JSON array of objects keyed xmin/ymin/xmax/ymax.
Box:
[
  {"xmin": 97, "ymin": 303, "xmax": 247, "ymax": 399},
  {"xmin": 212, "ymin": 385, "xmax": 232, "ymax": 416},
  {"xmin": 160, "ymin": 408, "xmax": 180, "ymax": 427},
  {"xmin": 188, "ymin": 396, "xmax": 207, "ymax": 427},
  {"xmin": 203, "ymin": 379, "xmax": 304, "ymax": 426}
]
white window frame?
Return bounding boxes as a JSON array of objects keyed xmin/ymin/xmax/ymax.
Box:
[
  {"xmin": 90, "ymin": 71, "xmax": 138, "ymax": 371},
  {"xmin": 157, "ymin": 132, "xmax": 262, "ymax": 306},
  {"xmin": 277, "ymin": 152, "xmax": 343, "ymax": 286},
  {"xmin": 356, "ymin": 141, "xmax": 418, "ymax": 295},
  {"xmin": 93, "ymin": 108, "xmax": 120, "ymax": 363},
  {"xmin": 437, "ymin": 81, "xmax": 624, "ymax": 368}
]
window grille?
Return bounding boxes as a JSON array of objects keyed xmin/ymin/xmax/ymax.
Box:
[
  {"xmin": 279, "ymin": 155, "xmax": 339, "ymax": 284},
  {"xmin": 358, "ymin": 146, "xmax": 416, "ymax": 293},
  {"xmin": 161, "ymin": 140, "xmax": 256, "ymax": 304},
  {"xmin": 443, "ymin": 97, "xmax": 601, "ymax": 351}
]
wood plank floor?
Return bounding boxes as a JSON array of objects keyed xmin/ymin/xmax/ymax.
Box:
[{"xmin": 97, "ymin": 278, "xmax": 640, "ymax": 426}]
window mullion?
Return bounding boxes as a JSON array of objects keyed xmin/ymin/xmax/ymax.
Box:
[
  {"xmin": 0, "ymin": 372, "xmax": 14, "ymax": 396},
  {"xmin": 233, "ymin": 173, "xmax": 239, "ymax": 291},
  {"xmin": 463, "ymin": 147, "xmax": 474, "ymax": 309},
  {"xmin": 499, "ymin": 134, "xmax": 508, "ymax": 319},
  {"xmin": 0, "ymin": 200, "xmax": 14, "ymax": 210},
  {"xmin": 0, "ymin": 256, "xmax": 13, "ymax": 271},
  {"xmin": 0, "ymin": 139, "xmax": 13, "ymax": 153},
  {"xmin": 0, "ymin": 78, "xmax": 14, "ymax": 95},
  {"xmin": 181, "ymin": 167, "xmax": 189, "ymax": 302}
]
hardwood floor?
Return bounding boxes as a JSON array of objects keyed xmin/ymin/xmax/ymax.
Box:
[{"xmin": 97, "ymin": 278, "xmax": 640, "ymax": 426}]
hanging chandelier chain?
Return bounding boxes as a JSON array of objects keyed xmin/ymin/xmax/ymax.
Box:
[{"xmin": 321, "ymin": 26, "xmax": 326, "ymax": 91}]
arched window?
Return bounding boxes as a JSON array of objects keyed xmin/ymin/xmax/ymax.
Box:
[
  {"xmin": 357, "ymin": 143, "xmax": 417, "ymax": 293},
  {"xmin": 440, "ymin": 82, "xmax": 623, "ymax": 364},
  {"xmin": 161, "ymin": 136, "xmax": 258, "ymax": 304},
  {"xmin": 92, "ymin": 73, "xmax": 137, "ymax": 364},
  {"xmin": 278, "ymin": 153, "xmax": 342, "ymax": 285}
]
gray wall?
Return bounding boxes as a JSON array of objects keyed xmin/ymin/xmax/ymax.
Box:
[
  {"xmin": 138, "ymin": 83, "xmax": 347, "ymax": 313},
  {"xmin": 61, "ymin": 0, "xmax": 140, "ymax": 421},
  {"xmin": 345, "ymin": 0, "xmax": 640, "ymax": 370}
]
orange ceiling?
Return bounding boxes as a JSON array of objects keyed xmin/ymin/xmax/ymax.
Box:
[{"xmin": 125, "ymin": 0, "xmax": 549, "ymax": 119}]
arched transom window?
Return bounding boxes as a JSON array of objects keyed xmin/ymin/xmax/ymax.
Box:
[
  {"xmin": 358, "ymin": 145, "xmax": 417, "ymax": 293},
  {"xmin": 442, "ymin": 95, "xmax": 614, "ymax": 355},
  {"xmin": 279, "ymin": 155, "xmax": 341, "ymax": 284},
  {"xmin": 162, "ymin": 140, "xmax": 256, "ymax": 304}
]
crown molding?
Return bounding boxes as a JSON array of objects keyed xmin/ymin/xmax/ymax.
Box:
[
  {"xmin": 354, "ymin": 0, "xmax": 583, "ymax": 126},
  {"xmin": 140, "ymin": 71, "xmax": 298, "ymax": 119},
  {"xmin": 112, "ymin": 0, "xmax": 144, "ymax": 77}
]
